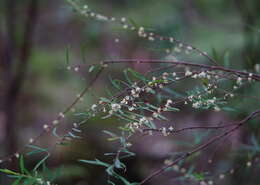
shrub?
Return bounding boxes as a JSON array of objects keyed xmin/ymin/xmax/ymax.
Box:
[{"xmin": 1, "ymin": 0, "xmax": 260, "ymax": 184}]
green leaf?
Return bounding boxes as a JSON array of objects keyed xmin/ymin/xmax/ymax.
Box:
[
  {"xmin": 106, "ymin": 165, "xmax": 115, "ymax": 176},
  {"xmin": 108, "ymin": 180, "xmax": 116, "ymax": 185},
  {"xmin": 165, "ymin": 106, "xmax": 180, "ymax": 112},
  {"xmin": 193, "ymin": 172, "xmax": 205, "ymax": 181},
  {"xmin": 223, "ymin": 51, "xmax": 230, "ymax": 68},
  {"xmin": 33, "ymin": 154, "xmax": 50, "ymax": 171},
  {"xmin": 145, "ymin": 103, "xmax": 159, "ymax": 110},
  {"xmin": 67, "ymin": 131, "xmax": 81, "ymax": 138},
  {"xmin": 129, "ymin": 18, "xmax": 139, "ymax": 28},
  {"xmin": 222, "ymin": 106, "xmax": 236, "ymax": 112},
  {"xmin": 89, "ymin": 65, "xmax": 95, "ymax": 73},
  {"xmin": 79, "ymin": 159, "xmax": 110, "ymax": 168},
  {"xmin": 123, "ymin": 69, "xmax": 133, "ymax": 84},
  {"xmin": 163, "ymin": 87, "xmax": 183, "ymax": 98},
  {"xmin": 80, "ymin": 42, "xmax": 87, "ymax": 63},
  {"xmin": 128, "ymin": 68, "xmax": 148, "ymax": 82},
  {"xmin": 26, "ymin": 145, "xmax": 48, "ymax": 153},
  {"xmin": 103, "ymin": 130, "xmax": 117, "ymax": 137},
  {"xmin": 211, "ymin": 47, "xmax": 220, "ymax": 62},
  {"xmin": 0, "ymin": 169, "xmax": 19, "ymax": 175},
  {"xmin": 109, "ymin": 76, "xmax": 122, "ymax": 90},
  {"xmin": 26, "ymin": 145, "xmax": 48, "ymax": 156},
  {"xmin": 65, "ymin": 45, "xmax": 70, "ymax": 65},
  {"xmin": 104, "ymin": 86, "xmax": 114, "ymax": 97},
  {"xmin": 52, "ymin": 127, "xmax": 62, "ymax": 138},
  {"xmin": 99, "ymin": 97, "xmax": 111, "ymax": 103},
  {"xmin": 19, "ymin": 155, "xmax": 25, "ymax": 174},
  {"xmin": 89, "ymin": 64, "xmax": 103, "ymax": 73}
]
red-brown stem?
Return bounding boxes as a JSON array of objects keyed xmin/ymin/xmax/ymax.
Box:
[
  {"xmin": 142, "ymin": 123, "xmax": 239, "ymax": 134},
  {"xmin": 102, "ymin": 59, "xmax": 260, "ymax": 81},
  {"xmin": 138, "ymin": 109, "xmax": 260, "ymax": 185}
]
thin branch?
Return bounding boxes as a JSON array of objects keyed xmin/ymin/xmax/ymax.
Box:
[
  {"xmin": 0, "ymin": 67, "xmax": 104, "ymax": 164},
  {"xmin": 138, "ymin": 109, "xmax": 260, "ymax": 185},
  {"xmin": 66, "ymin": 0, "xmax": 220, "ymax": 66},
  {"xmin": 102, "ymin": 59, "xmax": 260, "ymax": 81},
  {"xmin": 142, "ymin": 123, "xmax": 239, "ymax": 135}
]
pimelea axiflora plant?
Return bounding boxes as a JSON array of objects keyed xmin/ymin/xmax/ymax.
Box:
[{"xmin": 1, "ymin": 0, "xmax": 260, "ymax": 185}]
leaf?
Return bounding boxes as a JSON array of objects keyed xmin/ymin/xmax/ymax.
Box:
[
  {"xmin": 123, "ymin": 69, "xmax": 133, "ymax": 84},
  {"xmin": 163, "ymin": 87, "xmax": 183, "ymax": 98},
  {"xmin": 105, "ymin": 87, "xmax": 113, "ymax": 97},
  {"xmin": 89, "ymin": 64, "xmax": 103, "ymax": 73},
  {"xmin": 165, "ymin": 106, "xmax": 180, "ymax": 112},
  {"xmin": 101, "ymin": 114, "xmax": 113, "ymax": 119},
  {"xmin": 65, "ymin": 45, "xmax": 70, "ymax": 66},
  {"xmin": 79, "ymin": 159, "xmax": 110, "ymax": 168},
  {"xmin": 26, "ymin": 145, "xmax": 48, "ymax": 153},
  {"xmin": 106, "ymin": 165, "xmax": 115, "ymax": 176},
  {"xmin": 120, "ymin": 149, "xmax": 136, "ymax": 158},
  {"xmin": 89, "ymin": 65, "xmax": 95, "ymax": 73},
  {"xmin": 102, "ymin": 130, "xmax": 117, "ymax": 137},
  {"xmin": 157, "ymin": 114, "xmax": 168, "ymax": 121},
  {"xmin": 129, "ymin": 68, "xmax": 148, "ymax": 81},
  {"xmin": 223, "ymin": 51, "xmax": 230, "ymax": 68},
  {"xmin": 193, "ymin": 173, "xmax": 205, "ymax": 181},
  {"xmin": 145, "ymin": 103, "xmax": 159, "ymax": 111},
  {"xmin": 0, "ymin": 169, "xmax": 19, "ymax": 175},
  {"xmin": 68, "ymin": 131, "xmax": 81, "ymax": 139},
  {"xmin": 211, "ymin": 47, "xmax": 220, "ymax": 62},
  {"xmin": 109, "ymin": 76, "xmax": 122, "ymax": 90},
  {"xmin": 108, "ymin": 180, "xmax": 116, "ymax": 185},
  {"xmin": 103, "ymin": 129, "xmax": 120, "ymax": 141},
  {"xmin": 129, "ymin": 18, "xmax": 139, "ymax": 28},
  {"xmin": 104, "ymin": 152, "xmax": 116, "ymax": 156},
  {"xmin": 80, "ymin": 42, "xmax": 87, "ymax": 63},
  {"xmin": 222, "ymin": 107, "xmax": 236, "ymax": 112},
  {"xmin": 19, "ymin": 155, "xmax": 25, "ymax": 174},
  {"xmin": 19, "ymin": 156, "xmax": 30, "ymax": 175},
  {"xmin": 99, "ymin": 97, "xmax": 111, "ymax": 103},
  {"xmin": 144, "ymin": 120, "xmax": 156, "ymax": 129},
  {"xmin": 33, "ymin": 154, "xmax": 50, "ymax": 171},
  {"xmin": 52, "ymin": 127, "xmax": 61, "ymax": 138},
  {"xmin": 107, "ymin": 137, "xmax": 120, "ymax": 141}
]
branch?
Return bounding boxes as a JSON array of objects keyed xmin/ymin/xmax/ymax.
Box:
[
  {"xmin": 138, "ymin": 109, "xmax": 260, "ymax": 185},
  {"xmin": 66, "ymin": 0, "xmax": 220, "ymax": 66},
  {"xmin": 0, "ymin": 67, "xmax": 104, "ymax": 164},
  {"xmin": 142, "ymin": 123, "xmax": 239, "ymax": 135},
  {"xmin": 102, "ymin": 59, "xmax": 260, "ymax": 81}
]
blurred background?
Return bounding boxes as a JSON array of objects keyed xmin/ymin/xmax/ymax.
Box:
[{"xmin": 0, "ymin": 0, "xmax": 260, "ymax": 184}]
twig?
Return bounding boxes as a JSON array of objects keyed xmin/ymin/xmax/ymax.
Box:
[
  {"xmin": 102, "ymin": 59, "xmax": 260, "ymax": 81},
  {"xmin": 138, "ymin": 109, "xmax": 260, "ymax": 185},
  {"xmin": 142, "ymin": 123, "xmax": 239, "ymax": 134}
]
